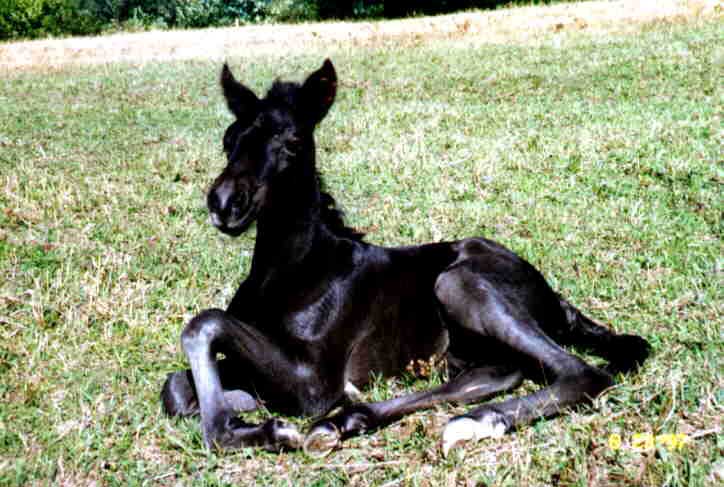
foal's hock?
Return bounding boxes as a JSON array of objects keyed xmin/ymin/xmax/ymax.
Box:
[{"xmin": 161, "ymin": 59, "xmax": 650, "ymax": 456}]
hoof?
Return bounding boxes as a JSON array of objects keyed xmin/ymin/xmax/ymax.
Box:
[
  {"xmin": 441, "ymin": 411, "xmax": 507, "ymax": 457},
  {"xmin": 203, "ymin": 416, "xmax": 303, "ymax": 452},
  {"xmin": 606, "ymin": 334, "xmax": 651, "ymax": 374},
  {"xmin": 303, "ymin": 422, "xmax": 340, "ymax": 458}
]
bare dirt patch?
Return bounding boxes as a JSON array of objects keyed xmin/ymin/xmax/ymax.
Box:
[{"xmin": 0, "ymin": 0, "xmax": 721, "ymax": 70}]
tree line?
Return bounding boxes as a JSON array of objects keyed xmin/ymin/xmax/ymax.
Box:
[{"xmin": 1, "ymin": 1, "xmax": 551, "ymax": 41}]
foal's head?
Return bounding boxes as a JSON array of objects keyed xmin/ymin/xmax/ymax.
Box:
[{"xmin": 208, "ymin": 60, "xmax": 337, "ymax": 236}]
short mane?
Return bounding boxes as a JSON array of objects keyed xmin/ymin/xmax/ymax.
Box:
[
  {"xmin": 267, "ymin": 82, "xmax": 363, "ymax": 241},
  {"xmin": 317, "ymin": 172, "xmax": 365, "ymax": 241}
]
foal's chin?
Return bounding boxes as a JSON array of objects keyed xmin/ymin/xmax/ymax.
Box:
[
  {"xmin": 217, "ymin": 226, "xmax": 247, "ymax": 237},
  {"xmin": 210, "ymin": 212, "xmax": 257, "ymax": 237}
]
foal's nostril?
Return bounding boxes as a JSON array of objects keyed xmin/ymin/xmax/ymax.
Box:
[
  {"xmin": 209, "ymin": 180, "xmax": 238, "ymax": 217},
  {"xmin": 209, "ymin": 185, "xmax": 250, "ymax": 226},
  {"xmin": 208, "ymin": 190, "xmax": 222, "ymax": 214},
  {"xmin": 227, "ymin": 196, "xmax": 248, "ymax": 222},
  {"xmin": 233, "ymin": 193, "xmax": 249, "ymax": 214}
]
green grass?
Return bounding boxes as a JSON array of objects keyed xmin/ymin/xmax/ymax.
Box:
[{"xmin": 1, "ymin": 13, "xmax": 722, "ymax": 487}]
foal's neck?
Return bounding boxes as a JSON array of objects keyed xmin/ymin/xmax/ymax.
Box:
[{"xmin": 250, "ymin": 167, "xmax": 327, "ymax": 273}]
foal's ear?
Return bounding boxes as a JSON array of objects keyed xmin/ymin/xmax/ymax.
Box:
[
  {"xmin": 220, "ymin": 63, "xmax": 260, "ymax": 124},
  {"xmin": 300, "ymin": 59, "xmax": 337, "ymax": 126}
]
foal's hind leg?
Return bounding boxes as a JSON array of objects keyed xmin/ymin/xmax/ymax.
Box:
[
  {"xmin": 303, "ymin": 364, "xmax": 523, "ymax": 456},
  {"xmin": 554, "ymin": 296, "xmax": 650, "ymax": 375},
  {"xmin": 434, "ymin": 264, "xmax": 614, "ymax": 455}
]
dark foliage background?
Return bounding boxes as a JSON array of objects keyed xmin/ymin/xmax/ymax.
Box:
[{"xmin": 0, "ymin": 1, "xmax": 566, "ymax": 41}]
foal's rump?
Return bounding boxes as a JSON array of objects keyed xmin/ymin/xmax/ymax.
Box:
[{"xmin": 436, "ymin": 237, "xmax": 650, "ymax": 376}]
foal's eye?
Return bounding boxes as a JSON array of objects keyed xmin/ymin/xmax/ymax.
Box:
[{"xmin": 287, "ymin": 136, "xmax": 301, "ymax": 150}]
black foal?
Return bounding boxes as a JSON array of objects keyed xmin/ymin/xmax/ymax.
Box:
[{"xmin": 161, "ymin": 59, "xmax": 650, "ymax": 456}]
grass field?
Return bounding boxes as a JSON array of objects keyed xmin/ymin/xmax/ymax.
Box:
[{"xmin": 0, "ymin": 3, "xmax": 722, "ymax": 486}]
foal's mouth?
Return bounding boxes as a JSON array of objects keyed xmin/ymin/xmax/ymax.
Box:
[{"xmin": 209, "ymin": 202, "xmax": 258, "ymax": 237}]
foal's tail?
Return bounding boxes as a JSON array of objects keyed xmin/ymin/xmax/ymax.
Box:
[{"xmin": 557, "ymin": 296, "xmax": 651, "ymax": 374}]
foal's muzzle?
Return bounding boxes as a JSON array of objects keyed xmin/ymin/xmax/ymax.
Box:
[{"xmin": 207, "ymin": 180, "xmax": 257, "ymax": 236}]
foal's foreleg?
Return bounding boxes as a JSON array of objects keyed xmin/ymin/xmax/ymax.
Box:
[
  {"xmin": 303, "ymin": 365, "xmax": 523, "ymax": 456},
  {"xmin": 178, "ymin": 309, "xmax": 303, "ymax": 451},
  {"xmin": 162, "ymin": 361, "xmax": 259, "ymax": 417}
]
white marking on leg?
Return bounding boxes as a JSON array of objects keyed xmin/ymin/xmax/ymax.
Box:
[
  {"xmin": 344, "ymin": 381, "xmax": 362, "ymax": 402},
  {"xmin": 442, "ymin": 413, "xmax": 507, "ymax": 457}
]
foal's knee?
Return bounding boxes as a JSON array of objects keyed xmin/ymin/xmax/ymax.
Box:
[{"xmin": 181, "ymin": 308, "xmax": 227, "ymax": 351}]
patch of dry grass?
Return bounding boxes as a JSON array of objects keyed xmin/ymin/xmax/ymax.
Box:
[{"xmin": 0, "ymin": 1, "xmax": 721, "ymax": 70}]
